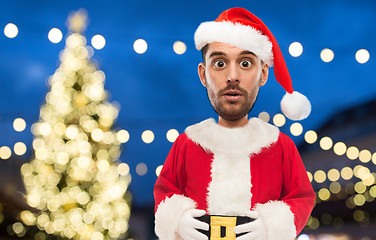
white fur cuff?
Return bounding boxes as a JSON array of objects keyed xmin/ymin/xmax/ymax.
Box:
[
  {"xmin": 155, "ymin": 195, "xmax": 197, "ymax": 240},
  {"xmin": 254, "ymin": 201, "xmax": 296, "ymax": 240}
]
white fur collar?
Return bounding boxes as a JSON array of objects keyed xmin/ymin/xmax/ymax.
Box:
[{"xmin": 185, "ymin": 118, "xmax": 280, "ymax": 157}]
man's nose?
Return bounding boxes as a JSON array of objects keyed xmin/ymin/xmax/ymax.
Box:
[{"xmin": 226, "ymin": 64, "xmax": 240, "ymax": 84}]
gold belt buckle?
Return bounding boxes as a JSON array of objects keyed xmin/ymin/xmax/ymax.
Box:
[{"xmin": 210, "ymin": 216, "xmax": 237, "ymax": 240}]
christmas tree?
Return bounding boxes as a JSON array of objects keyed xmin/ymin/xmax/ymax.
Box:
[{"xmin": 20, "ymin": 9, "xmax": 131, "ymax": 240}]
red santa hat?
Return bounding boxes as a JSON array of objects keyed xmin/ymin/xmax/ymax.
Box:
[{"xmin": 194, "ymin": 7, "xmax": 311, "ymax": 121}]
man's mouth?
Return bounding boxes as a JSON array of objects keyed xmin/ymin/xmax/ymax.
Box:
[{"xmin": 223, "ymin": 90, "xmax": 242, "ymax": 101}]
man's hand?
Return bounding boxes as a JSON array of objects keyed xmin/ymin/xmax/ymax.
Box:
[
  {"xmin": 234, "ymin": 211, "xmax": 268, "ymax": 240},
  {"xmin": 177, "ymin": 209, "xmax": 209, "ymax": 240}
]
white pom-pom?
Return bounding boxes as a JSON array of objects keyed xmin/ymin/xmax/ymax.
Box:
[{"xmin": 281, "ymin": 91, "xmax": 311, "ymax": 120}]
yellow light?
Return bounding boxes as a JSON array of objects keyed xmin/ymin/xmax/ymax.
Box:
[
  {"xmin": 20, "ymin": 210, "xmax": 36, "ymax": 226},
  {"xmin": 57, "ymin": 152, "xmax": 69, "ymax": 165},
  {"xmin": 354, "ymin": 182, "xmax": 366, "ymax": 194},
  {"xmin": 166, "ymin": 129, "xmax": 179, "ymax": 143},
  {"xmin": 48, "ymin": 28, "xmax": 63, "ymax": 43},
  {"xmin": 354, "ymin": 165, "xmax": 369, "ymax": 179},
  {"xmin": 14, "ymin": 142, "xmax": 27, "ymax": 156},
  {"xmin": 4, "ymin": 23, "xmax": 18, "ymax": 38},
  {"xmin": 362, "ymin": 173, "xmax": 375, "ymax": 186},
  {"xmin": 290, "ymin": 122, "xmax": 303, "ymax": 136},
  {"xmin": 40, "ymin": 123, "xmax": 52, "ymax": 136},
  {"xmin": 308, "ymin": 217, "xmax": 320, "ymax": 230},
  {"xmin": 13, "ymin": 118, "xmax": 26, "ymax": 132},
  {"xmin": 370, "ymin": 186, "xmax": 376, "ymax": 198},
  {"xmin": 258, "ymin": 112, "xmax": 270, "ymax": 123},
  {"xmin": 272, "ymin": 113, "xmax": 286, "ymax": 127},
  {"xmin": 155, "ymin": 165, "xmax": 163, "ymax": 177},
  {"xmin": 372, "ymin": 152, "xmax": 376, "ymax": 165},
  {"xmin": 306, "ymin": 171, "xmax": 313, "ymax": 182},
  {"xmin": 353, "ymin": 210, "xmax": 365, "ymax": 222},
  {"xmin": 354, "ymin": 194, "xmax": 366, "ymax": 206},
  {"xmin": 91, "ymin": 231, "xmax": 104, "ymax": 240},
  {"xmin": 328, "ymin": 169, "xmax": 340, "ymax": 182},
  {"xmin": 318, "ymin": 188, "xmax": 330, "ymax": 201},
  {"xmin": 320, "ymin": 48, "xmax": 334, "ymax": 63},
  {"xmin": 141, "ymin": 130, "xmax": 154, "ymax": 144},
  {"xmin": 117, "ymin": 163, "xmax": 130, "ymax": 176},
  {"xmin": 91, "ymin": 129, "xmax": 104, "ymax": 142},
  {"xmin": 304, "ymin": 130, "xmax": 317, "ymax": 144},
  {"xmin": 319, "ymin": 136, "xmax": 333, "ymax": 150},
  {"xmin": 66, "ymin": 125, "xmax": 79, "ymax": 139},
  {"xmin": 346, "ymin": 146, "xmax": 359, "ymax": 160},
  {"xmin": 314, "ymin": 170, "xmax": 326, "ymax": 183},
  {"xmin": 333, "ymin": 142, "xmax": 346, "ymax": 155},
  {"xmin": 133, "ymin": 39, "xmax": 148, "ymax": 54},
  {"xmin": 97, "ymin": 160, "xmax": 110, "ymax": 172},
  {"xmin": 173, "ymin": 41, "xmax": 187, "ymax": 55},
  {"xmin": 91, "ymin": 34, "xmax": 106, "ymax": 50},
  {"xmin": 359, "ymin": 149, "xmax": 372, "ymax": 163},
  {"xmin": 117, "ymin": 130, "xmax": 130, "ymax": 143},
  {"xmin": 329, "ymin": 182, "xmax": 341, "ymax": 194},
  {"xmin": 77, "ymin": 156, "xmax": 91, "ymax": 169},
  {"xmin": 0, "ymin": 146, "xmax": 12, "ymax": 160},
  {"xmin": 289, "ymin": 42, "xmax": 303, "ymax": 57},
  {"xmin": 355, "ymin": 49, "xmax": 370, "ymax": 64},
  {"xmin": 83, "ymin": 212, "xmax": 95, "ymax": 224},
  {"xmin": 12, "ymin": 222, "xmax": 24, "ymax": 234},
  {"xmin": 341, "ymin": 167, "xmax": 353, "ymax": 180},
  {"xmin": 136, "ymin": 162, "xmax": 147, "ymax": 176}
]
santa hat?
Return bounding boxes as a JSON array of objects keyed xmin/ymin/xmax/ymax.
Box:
[{"xmin": 194, "ymin": 7, "xmax": 311, "ymax": 121}]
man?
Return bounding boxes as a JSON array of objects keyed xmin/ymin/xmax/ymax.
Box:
[{"xmin": 154, "ymin": 7, "xmax": 315, "ymax": 240}]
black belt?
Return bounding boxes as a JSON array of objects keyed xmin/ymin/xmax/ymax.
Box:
[{"xmin": 195, "ymin": 215, "xmax": 254, "ymax": 239}]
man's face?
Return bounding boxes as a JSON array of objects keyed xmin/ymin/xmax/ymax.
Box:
[{"xmin": 198, "ymin": 42, "xmax": 269, "ymax": 122}]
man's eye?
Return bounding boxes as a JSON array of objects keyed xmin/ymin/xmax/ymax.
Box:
[
  {"xmin": 213, "ymin": 60, "xmax": 226, "ymax": 68},
  {"xmin": 240, "ymin": 60, "xmax": 251, "ymax": 68}
]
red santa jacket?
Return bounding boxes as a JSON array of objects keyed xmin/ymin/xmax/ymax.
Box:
[{"xmin": 154, "ymin": 118, "xmax": 315, "ymax": 240}]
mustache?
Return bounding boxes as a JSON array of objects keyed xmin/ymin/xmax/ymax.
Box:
[{"xmin": 218, "ymin": 85, "xmax": 248, "ymax": 96}]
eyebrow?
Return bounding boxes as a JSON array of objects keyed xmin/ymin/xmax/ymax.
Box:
[{"xmin": 208, "ymin": 50, "xmax": 257, "ymax": 59}]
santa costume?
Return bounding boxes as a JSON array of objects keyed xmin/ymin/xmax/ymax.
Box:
[{"xmin": 154, "ymin": 7, "xmax": 315, "ymax": 240}]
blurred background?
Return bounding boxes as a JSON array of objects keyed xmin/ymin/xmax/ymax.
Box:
[{"xmin": 0, "ymin": 0, "xmax": 375, "ymax": 239}]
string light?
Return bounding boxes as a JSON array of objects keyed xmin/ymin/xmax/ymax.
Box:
[
  {"xmin": 48, "ymin": 28, "xmax": 63, "ymax": 43},
  {"xmin": 346, "ymin": 146, "xmax": 359, "ymax": 160},
  {"xmin": 14, "ymin": 142, "xmax": 27, "ymax": 156},
  {"xmin": 319, "ymin": 136, "xmax": 333, "ymax": 150},
  {"xmin": 173, "ymin": 41, "xmax": 187, "ymax": 55},
  {"xmin": 355, "ymin": 49, "xmax": 370, "ymax": 64},
  {"xmin": 141, "ymin": 130, "xmax": 154, "ymax": 144},
  {"xmin": 166, "ymin": 129, "xmax": 179, "ymax": 143},
  {"xmin": 4, "ymin": 23, "xmax": 18, "ymax": 38},
  {"xmin": 136, "ymin": 162, "xmax": 147, "ymax": 176},
  {"xmin": 91, "ymin": 34, "xmax": 106, "ymax": 50},
  {"xmin": 320, "ymin": 48, "xmax": 334, "ymax": 63},
  {"xmin": 258, "ymin": 112, "xmax": 270, "ymax": 123},
  {"xmin": 289, "ymin": 42, "xmax": 303, "ymax": 57},
  {"xmin": 272, "ymin": 113, "xmax": 286, "ymax": 127},
  {"xmin": 155, "ymin": 165, "xmax": 163, "ymax": 177},
  {"xmin": 0, "ymin": 146, "xmax": 12, "ymax": 160},
  {"xmin": 290, "ymin": 122, "xmax": 303, "ymax": 136},
  {"xmin": 13, "ymin": 118, "xmax": 26, "ymax": 132},
  {"xmin": 133, "ymin": 39, "xmax": 147, "ymax": 54},
  {"xmin": 304, "ymin": 130, "xmax": 317, "ymax": 144}
]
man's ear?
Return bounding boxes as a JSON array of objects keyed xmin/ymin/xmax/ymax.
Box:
[
  {"xmin": 198, "ymin": 62, "xmax": 207, "ymax": 87},
  {"xmin": 259, "ymin": 63, "xmax": 269, "ymax": 87}
]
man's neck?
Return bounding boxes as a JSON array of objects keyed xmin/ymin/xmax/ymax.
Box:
[{"xmin": 217, "ymin": 116, "xmax": 249, "ymax": 128}]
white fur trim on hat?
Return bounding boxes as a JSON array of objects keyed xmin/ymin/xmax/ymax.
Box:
[
  {"xmin": 254, "ymin": 200, "xmax": 296, "ymax": 240},
  {"xmin": 281, "ymin": 91, "xmax": 311, "ymax": 121},
  {"xmin": 155, "ymin": 195, "xmax": 197, "ymax": 240},
  {"xmin": 194, "ymin": 21, "xmax": 274, "ymax": 66}
]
